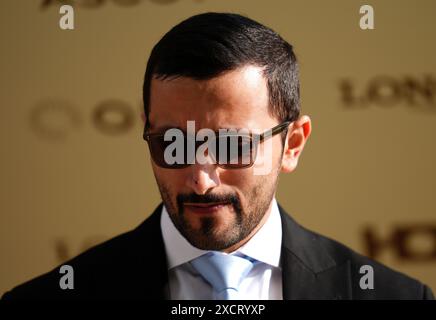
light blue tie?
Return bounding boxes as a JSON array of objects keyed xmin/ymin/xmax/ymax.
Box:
[{"xmin": 190, "ymin": 252, "xmax": 254, "ymax": 300}]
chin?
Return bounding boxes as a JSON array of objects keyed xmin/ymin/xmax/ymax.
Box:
[{"xmin": 184, "ymin": 227, "xmax": 239, "ymax": 251}]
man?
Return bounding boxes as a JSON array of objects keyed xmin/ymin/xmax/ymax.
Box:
[{"xmin": 2, "ymin": 12, "xmax": 434, "ymax": 300}]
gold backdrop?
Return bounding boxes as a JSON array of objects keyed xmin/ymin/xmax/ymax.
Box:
[{"xmin": 1, "ymin": 0, "xmax": 435, "ymax": 295}]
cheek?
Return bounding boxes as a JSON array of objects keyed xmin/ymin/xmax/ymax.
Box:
[
  {"xmin": 219, "ymin": 169, "xmax": 255, "ymax": 194},
  {"xmin": 153, "ymin": 167, "xmax": 186, "ymax": 194}
]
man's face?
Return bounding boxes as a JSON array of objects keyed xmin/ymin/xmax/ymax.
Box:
[{"xmin": 147, "ymin": 65, "xmax": 286, "ymax": 251}]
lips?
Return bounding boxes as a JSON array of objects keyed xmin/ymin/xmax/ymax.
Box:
[{"xmin": 183, "ymin": 202, "xmax": 230, "ymax": 214}]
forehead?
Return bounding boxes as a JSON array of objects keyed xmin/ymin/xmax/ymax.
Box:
[{"xmin": 148, "ymin": 65, "xmax": 276, "ymax": 131}]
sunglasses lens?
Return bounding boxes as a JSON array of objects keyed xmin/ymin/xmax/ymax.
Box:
[
  {"xmin": 213, "ymin": 135, "xmax": 254, "ymax": 169},
  {"xmin": 147, "ymin": 134, "xmax": 256, "ymax": 169},
  {"xmin": 148, "ymin": 136, "xmax": 189, "ymax": 169}
]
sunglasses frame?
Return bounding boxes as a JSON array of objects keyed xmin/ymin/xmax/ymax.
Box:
[{"xmin": 143, "ymin": 121, "xmax": 292, "ymax": 169}]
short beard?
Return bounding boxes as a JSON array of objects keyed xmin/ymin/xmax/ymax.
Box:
[{"xmin": 156, "ymin": 173, "xmax": 279, "ymax": 251}]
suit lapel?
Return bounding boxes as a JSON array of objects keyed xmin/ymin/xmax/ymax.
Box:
[{"xmin": 279, "ymin": 204, "xmax": 352, "ymax": 299}]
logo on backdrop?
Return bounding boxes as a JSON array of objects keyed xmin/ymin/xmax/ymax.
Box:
[
  {"xmin": 363, "ymin": 224, "xmax": 436, "ymax": 261},
  {"xmin": 29, "ymin": 98, "xmax": 140, "ymax": 140},
  {"xmin": 339, "ymin": 74, "xmax": 436, "ymax": 111}
]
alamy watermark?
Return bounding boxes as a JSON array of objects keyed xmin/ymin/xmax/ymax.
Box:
[{"xmin": 154, "ymin": 121, "xmax": 276, "ymax": 176}]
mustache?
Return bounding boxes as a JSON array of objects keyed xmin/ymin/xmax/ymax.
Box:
[{"xmin": 177, "ymin": 192, "xmax": 240, "ymax": 208}]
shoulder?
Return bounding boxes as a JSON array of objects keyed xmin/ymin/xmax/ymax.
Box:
[
  {"xmin": 1, "ymin": 229, "xmax": 134, "ymax": 300},
  {"xmin": 2, "ymin": 209, "xmax": 166, "ymax": 300},
  {"xmin": 300, "ymin": 221, "xmax": 434, "ymax": 299}
]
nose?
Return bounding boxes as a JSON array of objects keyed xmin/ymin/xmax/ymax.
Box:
[{"xmin": 186, "ymin": 161, "xmax": 221, "ymax": 195}]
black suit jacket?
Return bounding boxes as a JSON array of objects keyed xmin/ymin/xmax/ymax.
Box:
[{"xmin": 2, "ymin": 203, "xmax": 434, "ymax": 300}]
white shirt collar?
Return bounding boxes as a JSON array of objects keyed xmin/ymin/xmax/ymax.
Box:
[{"xmin": 161, "ymin": 198, "xmax": 282, "ymax": 269}]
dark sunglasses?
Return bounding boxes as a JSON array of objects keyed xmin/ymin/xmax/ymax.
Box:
[{"xmin": 143, "ymin": 121, "xmax": 291, "ymax": 169}]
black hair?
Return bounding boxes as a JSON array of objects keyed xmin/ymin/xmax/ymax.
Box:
[{"xmin": 142, "ymin": 12, "xmax": 300, "ymax": 131}]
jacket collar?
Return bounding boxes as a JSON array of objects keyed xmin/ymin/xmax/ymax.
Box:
[
  {"xmin": 278, "ymin": 203, "xmax": 352, "ymax": 299},
  {"xmin": 136, "ymin": 202, "xmax": 352, "ymax": 300}
]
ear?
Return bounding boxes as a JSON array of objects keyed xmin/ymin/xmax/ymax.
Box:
[{"xmin": 281, "ymin": 115, "xmax": 312, "ymax": 173}]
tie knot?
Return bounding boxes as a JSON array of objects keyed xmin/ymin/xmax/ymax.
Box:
[{"xmin": 190, "ymin": 252, "xmax": 254, "ymax": 300}]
